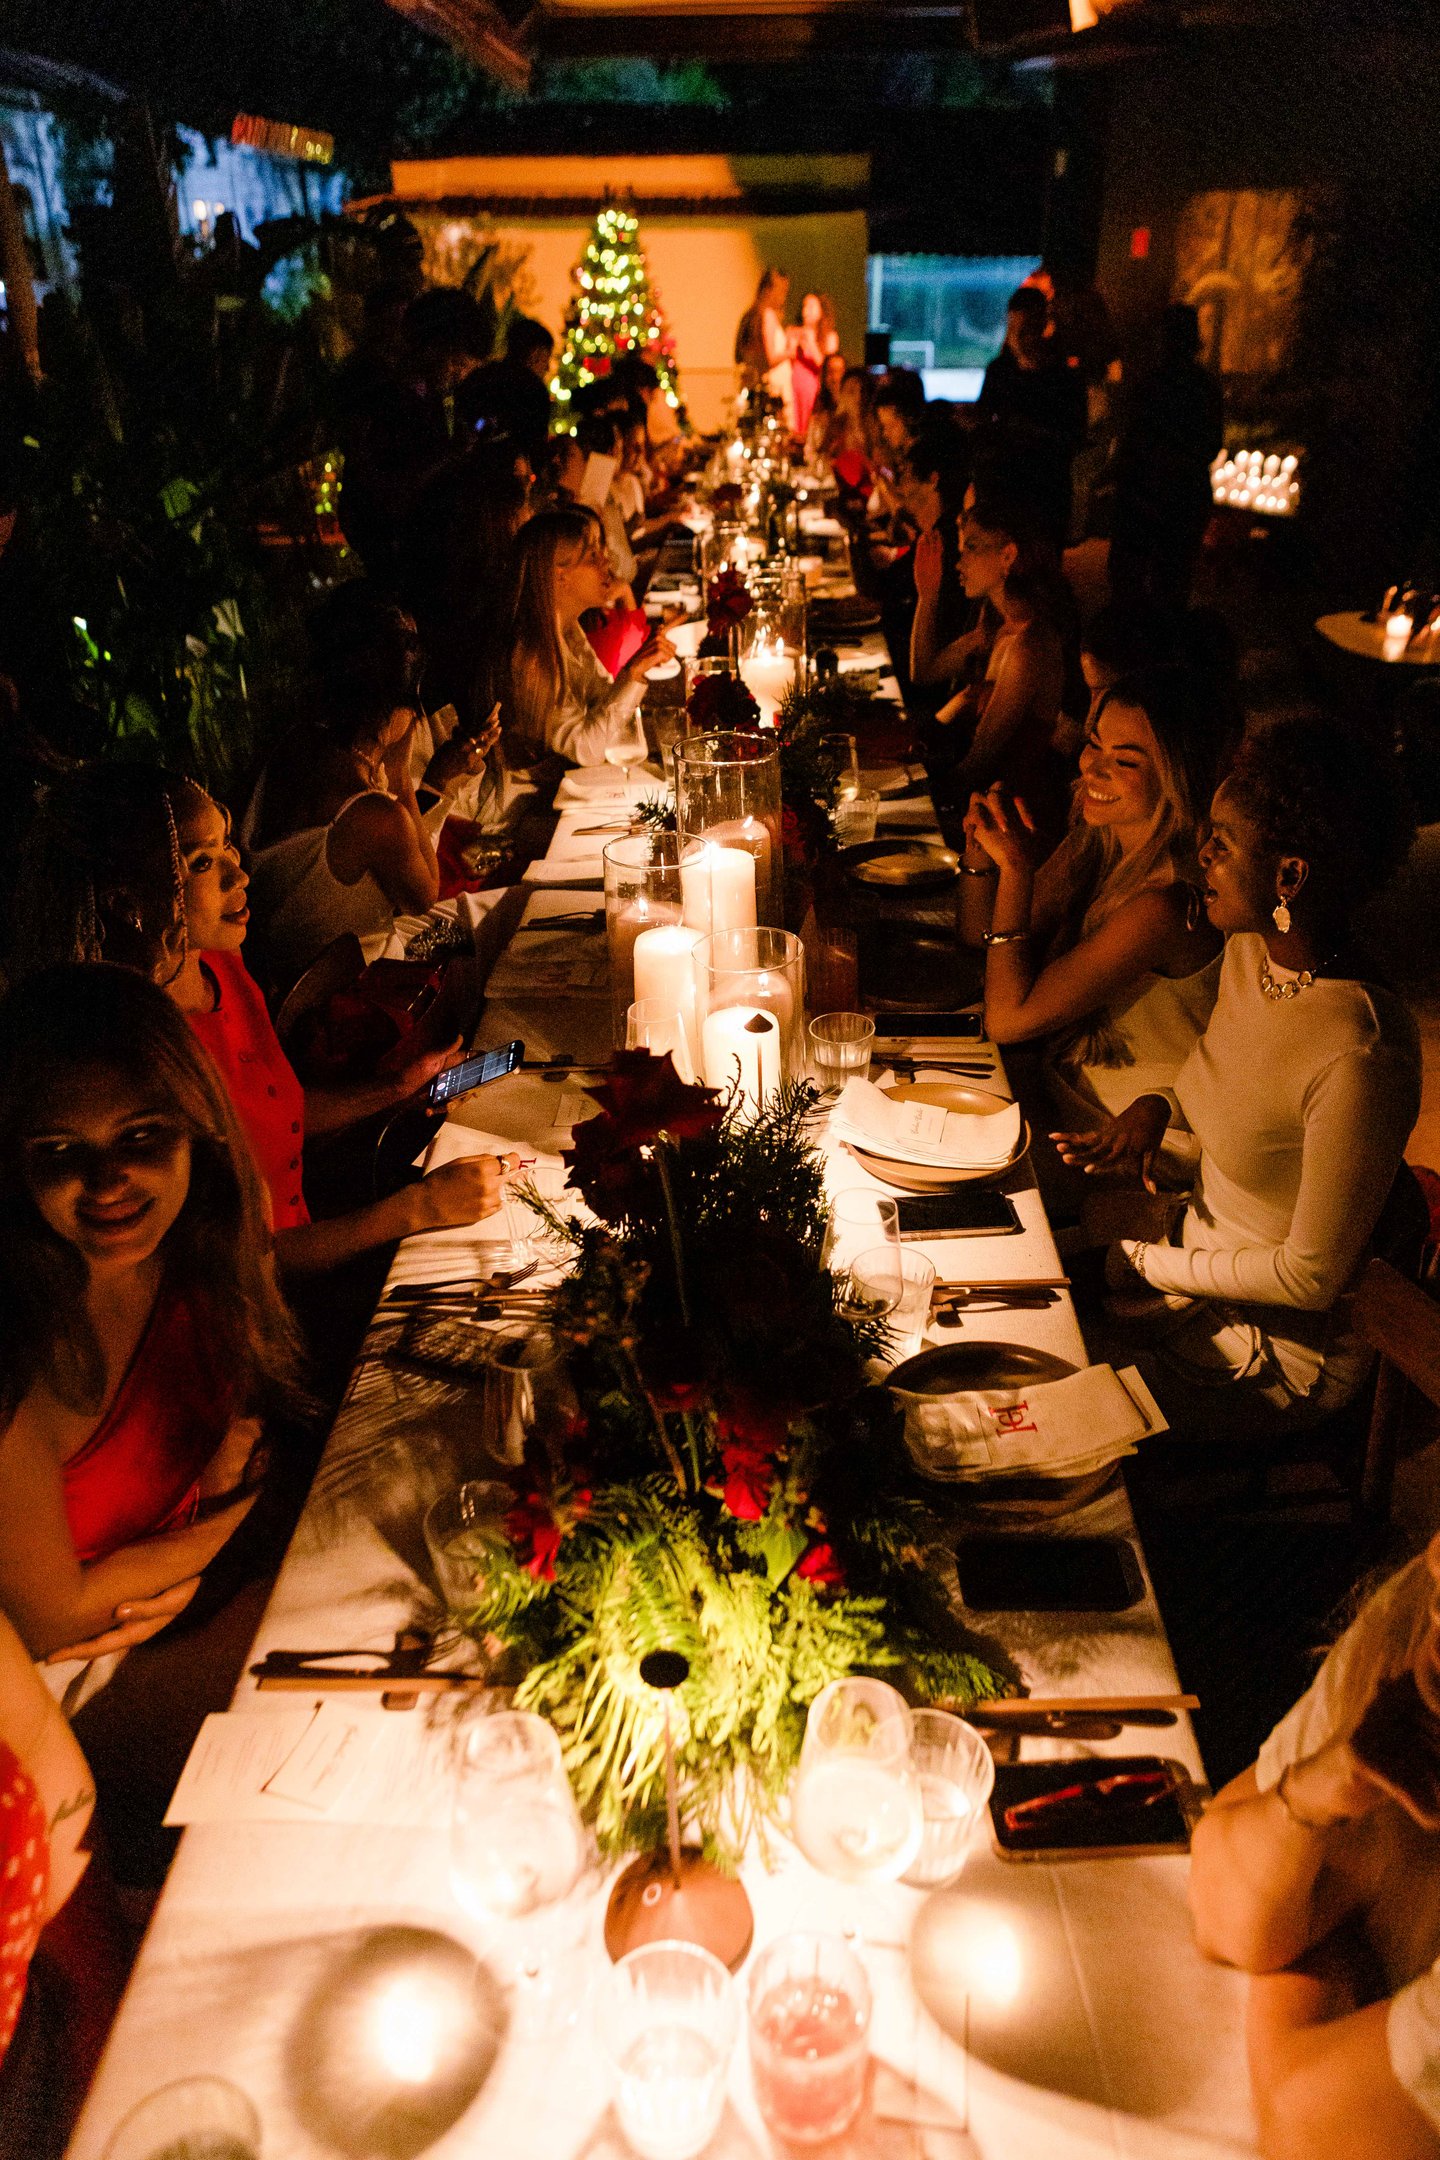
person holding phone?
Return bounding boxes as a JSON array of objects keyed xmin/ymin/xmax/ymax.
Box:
[
  {"xmin": 489, "ymin": 507, "xmax": 675, "ymax": 767},
  {"xmin": 1054, "ymin": 715, "xmax": 1420, "ymax": 1434},
  {"xmin": 961, "ymin": 668, "xmax": 1221, "ymax": 1185},
  {"xmin": 0, "ymin": 965, "xmax": 304, "ymax": 1663},
  {"xmin": 1189, "ymin": 1529, "xmax": 1440, "ymax": 2158},
  {"xmin": 15, "ymin": 764, "xmax": 510, "ymax": 1277}
]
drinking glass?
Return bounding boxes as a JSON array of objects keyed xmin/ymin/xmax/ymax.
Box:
[
  {"xmin": 597, "ymin": 1942, "xmax": 737, "ymax": 2160},
  {"xmin": 480, "ymin": 1324, "xmax": 577, "ymax": 1472},
  {"xmin": 901, "ymin": 1710, "xmax": 996, "ymax": 1891},
  {"xmin": 844, "ymin": 1243, "xmax": 905, "ymax": 1326},
  {"xmin": 748, "ymin": 1932, "xmax": 871, "ymax": 2146},
  {"xmin": 819, "ymin": 732, "xmax": 860, "ymax": 797},
  {"xmin": 821, "ymin": 1191, "xmax": 900, "ymax": 1278},
  {"xmin": 103, "ymin": 2077, "xmax": 260, "ymax": 2160},
  {"xmin": 449, "ymin": 1711, "xmax": 589, "ymax": 2032},
  {"xmin": 789, "ymin": 1678, "xmax": 922, "ymax": 1887},
  {"xmin": 885, "ymin": 1248, "xmax": 938, "ymax": 1362},
  {"xmin": 423, "ymin": 1480, "xmax": 515, "ymax": 1613},
  {"xmin": 808, "ymin": 1012, "xmax": 874, "ymax": 1098},
  {"xmin": 605, "ymin": 705, "xmax": 650, "ymax": 769},
  {"xmin": 626, "ymin": 997, "xmax": 698, "ymax": 1086},
  {"xmin": 833, "ymin": 791, "xmax": 881, "ymax": 848}
]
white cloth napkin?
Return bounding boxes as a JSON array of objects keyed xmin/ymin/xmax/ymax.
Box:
[
  {"xmin": 896, "ymin": 1364, "xmax": 1168, "ymax": 1482},
  {"xmin": 831, "ymin": 1075, "xmax": 1021, "ymax": 1169},
  {"xmin": 553, "ymin": 766, "xmax": 665, "ymax": 808},
  {"xmin": 486, "ymin": 925, "xmax": 608, "ymax": 997}
]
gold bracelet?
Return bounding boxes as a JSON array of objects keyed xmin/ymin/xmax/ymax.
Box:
[{"xmin": 982, "ymin": 928, "xmax": 1030, "ymax": 947}]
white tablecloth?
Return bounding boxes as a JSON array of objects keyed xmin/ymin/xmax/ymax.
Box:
[{"xmin": 69, "ymin": 833, "xmax": 1253, "ymax": 2160}]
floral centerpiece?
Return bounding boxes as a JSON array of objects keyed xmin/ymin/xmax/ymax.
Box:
[{"xmin": 443, "ymin": 1052, "xmax": 1003, "ymax": 1861}]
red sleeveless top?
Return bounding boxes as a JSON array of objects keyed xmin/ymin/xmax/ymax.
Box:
[
  {"xmin": 0, "ymin": 1741, "xmax": 47, "ymax": 2066},
  {"xmin": 61, "ymin": 1285, "xmax": 230, "ymax": 1566},
  {"xmin": 186, "ymin": 953, "xmax": 309, "ymax": 1233}
]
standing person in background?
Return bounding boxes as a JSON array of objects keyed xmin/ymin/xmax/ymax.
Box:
[
  {"xmin": 1110, "ymin": 303, "xmax": 1224, "ymax": 611},
  {"xmin": 789, "ymin": 292, "xmax": 839, "ymax": 442},
  {"xmin": 977, "ymin": 286, "xmax": 1088, "ymax": 543},
  {"xmin": 456, "ymin": 316, "xmax": 555, "ymax": 476},
  {"xmin": 735, "ymin": 268, "xmax": 793, "ymax": 426}
]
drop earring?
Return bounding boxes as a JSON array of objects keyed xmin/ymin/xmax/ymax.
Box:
[{"xmin": 1272, "ymin": 898, "xmax": 1292, "ymax": 935}]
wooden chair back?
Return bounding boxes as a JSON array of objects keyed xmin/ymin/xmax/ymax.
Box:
[{"xmin": 1353, "ymin": 1256, "xmax": 1440, "ymax": 1523}]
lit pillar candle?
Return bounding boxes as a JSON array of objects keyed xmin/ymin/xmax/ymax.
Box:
[
  {"xmin": 608, "ymin": 897, "xmax": 681, "ymax": 1000},
  {"xmin": 633, "ymin": 922, "xmax": 703, "ymax": 1069},
  {"xmin": 1384, "ymin": 612, "xmax": 1414, "ymax": 660},
  {"xmin": 680, "ymin": 842, "xmax": 756, "ymax": 936},
  {"xmin": 702, "ymin": 817, "xmax": 774, "ymax": 924},
  {"xmin": 741, "ymin": 636, "xmax": 798, "ymax": 728},
  {"xmin": 702, "ymin": 1004, "xmax": 782, "ymax": 1114}
]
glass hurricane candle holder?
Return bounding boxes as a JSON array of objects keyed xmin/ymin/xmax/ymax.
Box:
[
  {"xmin": 605, "ymin": 833, "xmax": 694, "ymax": 1050},
  {"xmin": 696, "ymin": 926, "xmax": 806, "ymax": 1117},
  {"xmin": 674, "ymin": 731, "xmax": 783, "ymax": 928}
]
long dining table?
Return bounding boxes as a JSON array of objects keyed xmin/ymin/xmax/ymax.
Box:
[{"xmin": 68, "ymin": 529, "xmax": 1256, "ymax": 2160}]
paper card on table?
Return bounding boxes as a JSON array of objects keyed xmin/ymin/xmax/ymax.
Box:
[
  {"xmin": 166, "ymin": 1706, "xmax": 460, "ymax": 1828},
  {"xmin": 487, "ymin": 933, "xmax": 608, "ymax": 997},
  {"xmin": 831, "ymin": 1076, "xmax": 1020, "ymax": 1168}
]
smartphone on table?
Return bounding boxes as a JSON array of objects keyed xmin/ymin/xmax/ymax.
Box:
[
  {"xmin": 989, "ymin": 1756, "xmax": 1195, "ymax": 1861},
  {"xmin": 426, "ymin": 1040, "xmax": 524, "ymax": 1109},
  {"xmin": 873, "ymin": 1011, "xmax": 984, "ymax": 1041},
  {"xmin": 895, "ymin": 1190, "xmax": 1021, "ymax": 1239}
]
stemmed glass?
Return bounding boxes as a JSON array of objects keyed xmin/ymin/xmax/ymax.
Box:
[
  {"xmin": 789, "ymin": 1678, "xmax": 923, "ymax": 1948},
  {"xmin": 605, "ymin": 704, "xmax": 650, "ymax": 770},
  {"xmin": 449, "ymin": 1710, "xmax": 591, "ymax": 2037}
]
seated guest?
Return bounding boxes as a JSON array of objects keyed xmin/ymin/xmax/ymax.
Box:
[
  {"xmin": 575, "ymin": 410, "xmax": 638, "ymax": 597},
  {"xmin": 868, "ymin": 368, "xmax": 928, "ymax": 524},
  {"xmin": 0, "ymin": 966, "xmax": 305, "ymax": 1660},
  {"xmin": 916, "ymin": 486, "xmax": 1077, "ymax": 842},
  {"xmin": 962, "ymin": 668, "xmax": 1221, "ymax": 1168},
  {"xmin": 1056, "ymin": 715, "xmax": 1421, "ymax": 1432},
  {"xmin": 0, "ymin": 1604, "xmax": 127, "ymax": 2145},
  {"xmin": 804, "ymin": 349, "xmax": 848, "ymax": 467},
  {"xmin": 405, "ymin": 449, "xmax": 532, "ymax": 749},
  {"xmin": 455, "ymin": 314, "xmax": 555, "ymax": 475},
  {"xmin": 244, "ymin": 585, "xmax": 450, "ymax": 983},
  {"xmin": 17, "ymin": 766, "xmax": 509, "ymax": 1276},
  {"xmin": 1189, "ymin": 1527, "xmax": 1440, "ymax": 2159},
  {"xmin": 893, "ymin": 421, "xmax": 970, "ymax": 703},
  {"xmin": 492, "ymin": 508, "xmax": 673, "ymax": 767},
  {"xmin": 536, "ymin": 429, "xmax": 586, "ymax": 512},
  {"xmin": 820, "ymin": 365, "xmax": 875, "ymax": 504}
]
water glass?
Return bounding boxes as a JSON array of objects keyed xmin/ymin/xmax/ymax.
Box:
[
  {"xmin": 450, "ymin": 1711, "xmax": 589, "ymax": 2032},
  {"xmin": 103, "ymin": 2077, "xmax": 260, "ymax": 2160},
  {"xmin": 423, "ymin": 1480, "xmax": 514, "ymax": 1612},
  {"xmin": 821, "ymin": 1191, "xmax": 900, "ymax": 1277},
  {"xmin": 748, "ymin": 1932, "xmax": 871, "ymax": 2146},
  {"xmin": 626, "ymin": 997, "xmax": 698, "ymax": 1086},
  {"xmin": 597, "ymin": 1942, "xmax": 737, "ymax": 2160},
  {"xmin": 902, "ymin": 1710, "xmax": 996, "ymax": 1890},
  {"xmin": 808, "ymin": 1012, "xmax": 874, "ymax": 1097},
  {"xmin": 480, "ymin": 1324, "xmax": 576, "ymax": 1472},
  {"xmin": 833, "ymin": 791, "xmax": 881, "ymax": 848},
  {"xmin": 844, "ymin": 1243, "xmax": 905, "ymax": 1325},
  {"xmin": 886, "ymin": 1248, "xmax": 938, "ymax": 1362},
  {"xmin": 789, "ymin": 1678, "xmax": 922, "ymax": 1886}
]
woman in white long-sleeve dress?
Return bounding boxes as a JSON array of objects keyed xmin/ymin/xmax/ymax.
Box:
[
  {"xmin": 492, "ymin": 508, "xmax": 673, "ymax": 768},
  {"xmin": 1056, "ymin": 714, "xmax": 1421, "ymax": 1434}
]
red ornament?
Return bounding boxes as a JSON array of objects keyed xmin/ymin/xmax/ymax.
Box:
[{"xmin": 796, "ymin": 1542, "xmax": 845, "ymax": 1591}]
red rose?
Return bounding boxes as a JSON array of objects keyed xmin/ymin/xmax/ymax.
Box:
[
  {"xmin": 505, "ymin": 1487, "xmax": 591, "ymax": 1582},
  {"xmin": 796, "ymin": 1542, "xmax": 845, "ymax": 1591},
  {"xmin": 706, "ymin": 567, "xmax": 754, "ymax": 638},
  {"xmin": 720, "ymin": 1440, "xmax": 777, "ymax": 1522},
  {"xmin": 563, "ymin": 1050, "xmax": 724, "ymax": 1222},
  {"xmin": 686, "ymin": 671, "xmax": 760, "ymax": 735}
]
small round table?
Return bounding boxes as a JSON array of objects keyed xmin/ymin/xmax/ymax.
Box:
[{"xmin": 1315, "ymin": 611, "xmax": 1440, "ymax": 666}]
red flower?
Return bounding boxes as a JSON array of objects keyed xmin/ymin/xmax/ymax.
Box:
[
  {"xmin": 720, "ymin": 1440, "xmax": 778, "ymax": 1522},
  {"xmin": 505, "ymin": 1487, "xmax": 592, "ymax": 1582},
  {"xmin": 687, "ymin": 670, "xmax": 760, "ymax": 735},
  {"xmin": 563, "ymin": 1050, "xmax": 724, "ymax": 1222},
  {"xmin": 796, "ymin": 1542, "xmax": 845, "ymax": 1591},
  {"xmin": 706, "ymin": 567, "xmax": 753, "ymax": 638}
]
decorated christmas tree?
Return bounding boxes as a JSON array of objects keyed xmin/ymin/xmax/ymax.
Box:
[{"xmin": 553, "ymin": 201, "xmax": 685, "ymax": 428}]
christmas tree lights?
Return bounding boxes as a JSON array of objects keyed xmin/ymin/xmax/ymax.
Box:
[{"xmin": 553, "ymin": 202, "xmax": 685, "ymax": 426}]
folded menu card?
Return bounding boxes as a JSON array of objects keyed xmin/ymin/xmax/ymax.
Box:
[
  {"xmin": 166, "ymin": 1703, "xmax": 460, "ymax": 1829},
  {"xmin": 831, "ymin": 1076, "xmax": 1021, "ymax": 1169},
  {"xmin": 896, "ymin": 1363, "xmax": 1168, "ymax": 1483}
]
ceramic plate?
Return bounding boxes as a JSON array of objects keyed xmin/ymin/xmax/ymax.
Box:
[
  {"xmin": 845, "ymin": 841, "xmax": 961, "ymax": 891},
  {"xmin": 847, "ymin": 1079, "xmax": 1026, "ymax": 1189},
  {"xmin": 887, "ymin": 1342, "xmax": 1118, "ymax": 1517}
]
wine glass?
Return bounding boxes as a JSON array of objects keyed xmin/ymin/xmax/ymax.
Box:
[
  {"xmin": 789, "ymin": 1679, "xmax": 923, "ymax": 1952},
  {"xmin": 605, "ymin": 704, "xmax": 650, "ymax": 769},
  {"xmin": 450, "ymin": 1710, "xmax": 590, "ymax": 2036},
  {"xmin": 480, "ymin": 1323, "xmax": 577, "ymax": 1473}
]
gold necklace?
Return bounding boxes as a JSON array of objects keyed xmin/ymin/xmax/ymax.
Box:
[{"xmin": 1259, "ymin": 956, "xmax": 1317, "ymax": 1001}]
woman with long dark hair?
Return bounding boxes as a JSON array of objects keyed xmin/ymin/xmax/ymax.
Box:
[{"xmin": 0, "ymin": 966, "xmax": 306, "ymax": 1659}]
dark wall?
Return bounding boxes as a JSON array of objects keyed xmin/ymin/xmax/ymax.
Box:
[{"xmin": 1092, "ymin": 28, "xmax": 1440, "ymax": 599}]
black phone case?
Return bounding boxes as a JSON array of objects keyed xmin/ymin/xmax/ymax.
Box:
[
  {"xmin": 896, "ymin": 1192, "xmax": 1021, "ymax": 1237},
  {"xmin": 989, "ymin": 1756, "xmax": 1194, "ymax": 1861},
  {"xmin": 955, "ymin": 1536, "xmax": 1144, "ymax": 1614},
  {"xmin": 873, "ymin": 1012, "xmax": 984, "ymax": 1039}
]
